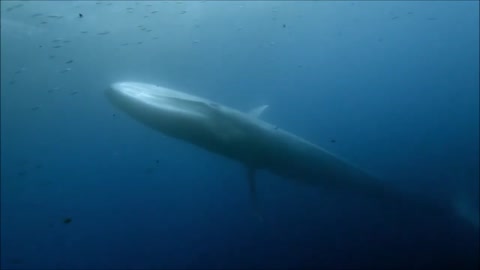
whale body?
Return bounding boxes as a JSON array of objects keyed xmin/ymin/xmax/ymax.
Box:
[{"xmin": 106, "ymin": 81, "xmax": 478, "ymax": 226}]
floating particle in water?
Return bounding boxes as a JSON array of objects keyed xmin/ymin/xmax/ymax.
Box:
[{"xmin": 79, "ymin": 13, "xmax": 83, "ymax": 18}]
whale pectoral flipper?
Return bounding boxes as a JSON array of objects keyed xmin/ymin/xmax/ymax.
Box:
[{"xmin": 247, "ymin": 167, "xmax": 264, "ymax": 222}]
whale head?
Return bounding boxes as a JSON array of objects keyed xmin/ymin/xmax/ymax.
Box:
[{"xmin": 106, "ymin": 81, "xmax": 219, "ymax": 138}]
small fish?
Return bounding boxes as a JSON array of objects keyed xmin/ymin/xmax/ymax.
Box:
[
  {"xmin": 121, "ymin": 43, "xmax": 129, "ymax": 46},
  {"xmin": 79, "ymin": 13, "xmax": 83, "ymax": 18},
  {"xmin": 65, "ymin": 60, "xmax": 74, "ymax": 64},
  {"xmin": 53, "ymin": 45, "xmax": 62, "ymax": 49},
  {"xmin": 282, "ymin": 24, "xmax": 286, "ymax": 28},
  {"xmin": 137, "ymin": 41, "xmax": 143, "ymax": 45},
  {"xmin": 70, "ymin": 91, "xmax": 78, "ymax": 95},
  {"xmin": 330, "ymin": 139, "xmax": 336, "ymax": 143},
  {"xmin": 40, "ymin": 21, "xmax": 48, "ymax": 25},
  {"xmin": 112, "ymin": 113, "xmax": 116, "ymax": 117},
  {"xmin": 391, "ymin": 16, "xmax": 399, "ymax": 20},
  {"xmin": 80, "ymin": 31, "xmax": 88, "ymax": 34},
  {"xmin": 63, "ymin": 218, "xmax": 72, "ymax": 224},
  {"xmin": 97, "ymin": 31, "xmax": 110, "ymax": 35},
  {"xmin": 6, "ymin": 4, "xmax": 23, "ymax": 12},
  {"xmin": 31, "ymin": 13, "xmax": 43, "ymax": 17},
  {"xmin": 427, "ymin": 17, "xmax": 437, "ymax": 21},
  {"xmin": 180, "ymin": 10, "xmax": 186, "ymax": 14},
  {"xmin": 31, "ymin": 106, "xmax": 40, "ymax": 111},
  {"xmin": 47, "ymin": 15, "xmax": 64, "ymax": 19},
  {"xmin": 62, "ymin": 40, "xmax": 71, "ymax": 44},
  {"xmin": 49, "ymin": 55, "xmax": 56, "ymax": 59},
  {"xmin": 15, "ymin": 67, "xmax": 26, "ymax": 74},
  {"xmin": 151, "ymin": 11, "xmax": 158, "ymax": 14},
  {"xmin": 8, "ymin": 258, "xmax": 23, "ymax": 265},
  {"xmin": 60, "ymin": 68, "xmax": 71, "ymax": 73}
]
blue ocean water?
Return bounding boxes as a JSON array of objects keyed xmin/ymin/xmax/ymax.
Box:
[{"xmin": 1, "ymin": 1, "xmax": 479, "ymax": 269}]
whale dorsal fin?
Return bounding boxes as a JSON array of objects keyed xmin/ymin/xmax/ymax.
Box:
[{"xmin": 248, "ymin": 105, "xmax": 269, "ymax": 118}]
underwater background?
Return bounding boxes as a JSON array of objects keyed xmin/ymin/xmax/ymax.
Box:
[{"xmin": 1, "ymin": 1, "xmax": 479, "ymax": 269}]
